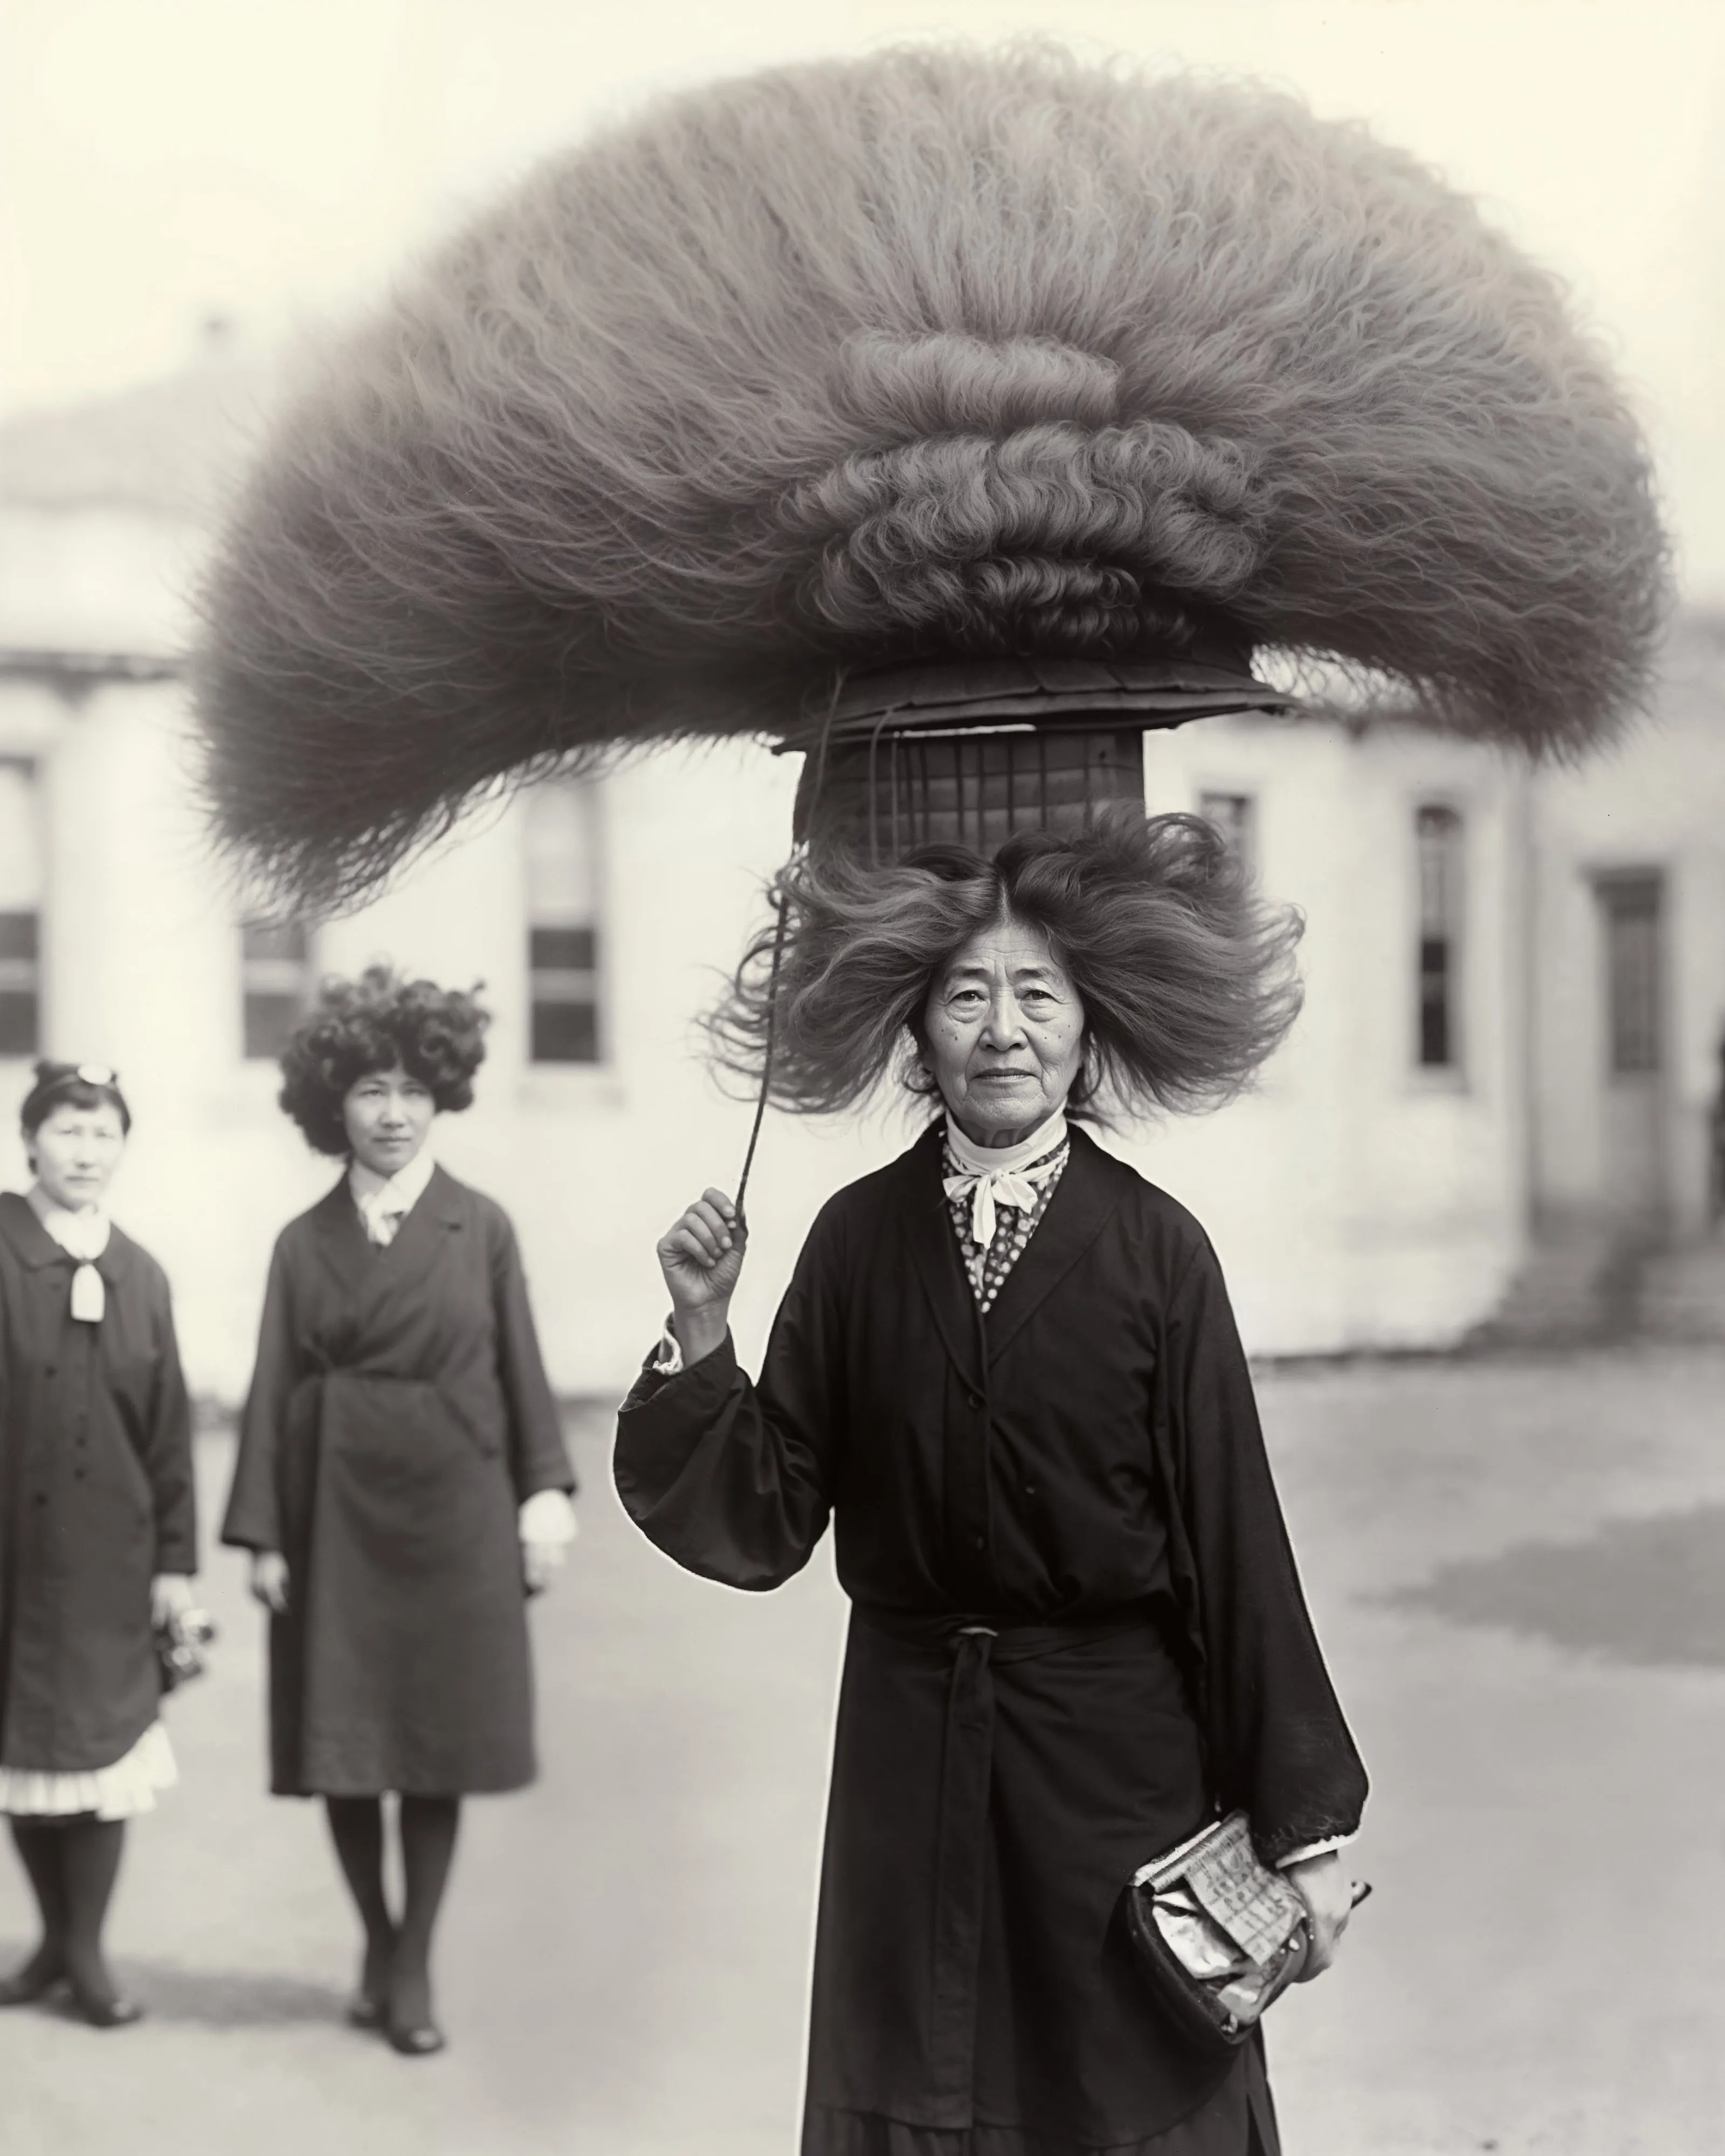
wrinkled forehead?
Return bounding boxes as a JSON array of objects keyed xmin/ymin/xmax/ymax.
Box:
[{"xmin": 936, "ymin": 914, "xmax": 1070, "ymax": 989}]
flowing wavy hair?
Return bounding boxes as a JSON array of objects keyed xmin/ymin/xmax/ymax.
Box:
[{"xmin": 705, "ymin": 808, "xmax": 1302, "ymax": 1121}]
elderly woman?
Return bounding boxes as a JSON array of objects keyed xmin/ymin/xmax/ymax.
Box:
[
  {"xmin": 0, "ymin": 1062, "xmax": 196, "ymax": 2028},
  {"xmin": 222, "ymin": 966, "xmax": 576, "ymax": 2057},
  {"xmin": 617, "ymin": 814, "xmax": 1368, "ymax": 2156}
]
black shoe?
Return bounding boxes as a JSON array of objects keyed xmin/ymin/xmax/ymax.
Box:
[
  {"xmin": 386, "ymin": 2019, "xmax": 446, "ymax": 2057},
  {"xmin": 347, "ymin": 1993, "xmax": 387, "ymax": 2031},
  {"xmin": 70, "ymin": 1991, "xmax": 144, "ymax": 2029}
]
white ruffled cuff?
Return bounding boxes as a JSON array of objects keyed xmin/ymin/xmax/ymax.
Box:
[
  {"xmin": 651, "ymin": 1316, "xmax": 684, "ymax": 1377},
  {"xmin": 1275, "ymin": 1832, "xmax": 1355, "ymax": 1870}
]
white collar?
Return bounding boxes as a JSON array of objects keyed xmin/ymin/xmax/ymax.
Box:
[
  {"xmin": 943, "ymin": 1110, "xmax": 1070, "ymax": 1180},
  {"xmin": 27, "ymin": 1182, "xmax": 112, "ymax": 1260},
  {"xmin": 348, "ymin": 1145, "xmax": 437, "ymax": 1214}
]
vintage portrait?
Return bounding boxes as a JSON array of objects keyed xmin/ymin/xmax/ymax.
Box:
[{"xmin": 1, "ymin": 4, "xmax": 1720, "ymax": 2152}]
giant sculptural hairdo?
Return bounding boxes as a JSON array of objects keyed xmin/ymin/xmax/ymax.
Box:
[
  {"xmin": 197, "ymin": 44, "xmax": 1667, "ymax": 918},
  {"xmin": 196, "ymin": 45, "xmax": 1666, "ymax": 1150}
]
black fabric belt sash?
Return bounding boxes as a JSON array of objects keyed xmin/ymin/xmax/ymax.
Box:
[{"xmin": 852, "ymin": 1606, "xmax": 1152, "ymax": 2115}]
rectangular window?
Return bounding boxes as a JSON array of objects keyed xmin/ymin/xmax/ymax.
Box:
[
  {"xmin": 1415, "ymin": 804, "xmax": 1464, "ymax": 1070},
  {"xmin": 1598, "ymin": 873, "xmax": 1662, "ymax": 1075},
  {"xmin": 241, "ymin": 919, "xmax": 314, "ymax": 1060},
  {"xmin": 0, "ymin": 759, "xmax": 43, "ymax": 1057},
  {"xmin": 525, "ymin": 782, "xmax": 602, "ymax": 1063},
  {"xmin": 1198, "ymin": 790, "xmax": 1257, "ymax": 878}
]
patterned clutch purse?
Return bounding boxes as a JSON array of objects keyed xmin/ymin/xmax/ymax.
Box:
[
  {"xmin": 1125, "ymin": 1812, "xmax": 1311, "ymax": 2053},
  {"xmin": 155, "ymin": 1608, "xmax": 218, "ymax": 1695}
]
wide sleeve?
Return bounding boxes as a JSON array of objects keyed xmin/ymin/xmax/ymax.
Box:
[
  {"xmin": 1157, "ymin": 1235, "xmax": 1368, "ymax": 1867},
  {"xmin": 612, "ymin": 1208, "xmax": 844, "ymax": 1592},
  {"xmin": 142, "ymin": 1272, "xmax": 197, "ymax": 1576},
  {"xmin": 491, "ymin": 1215, "xmax": 576, "ymax": 1502},
  {"xmin": 220, "ymin": 1241, "xmax": 299, "ymax": 1553}
]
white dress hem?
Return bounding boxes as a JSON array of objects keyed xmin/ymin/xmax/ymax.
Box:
[{"xmin": 0, "ymin": 1719, "xmax": 178, "ymax": 1821}]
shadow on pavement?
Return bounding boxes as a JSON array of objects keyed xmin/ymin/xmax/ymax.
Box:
[
  {"xmin": 1383, "ymin": 1501, "xmax": 1725, "ymax": 1668},
  {"xmin": 0, "ymin": 1950, "xmax": 346, "ymax": 2030}
]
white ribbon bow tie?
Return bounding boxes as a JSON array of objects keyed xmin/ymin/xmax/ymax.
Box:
[
  {"xmin": 36, "ymin": 1205, "xmax": 110, "ymax": 1322},
  {"xmin": 943, "ymin": 1156, "xmax": 1063, "ymax": 1253},
  {"xmin": 356, "ymin": 1192, "xmax": 408, "ymax": 1247}
]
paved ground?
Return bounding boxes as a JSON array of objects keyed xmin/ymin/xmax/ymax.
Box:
[{"xmin": 4, "ymin": 1345, "xmax": 1725, "ymax": 2155}]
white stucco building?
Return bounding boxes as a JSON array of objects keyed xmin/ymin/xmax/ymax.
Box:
[{"xmin": 2, "ymin": 362, "xmax": 1721, "ymax": 1400}]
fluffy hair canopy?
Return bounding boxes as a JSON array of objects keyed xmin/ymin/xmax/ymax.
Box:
[
  {"xmin": 278, "ymin": 964, "xmax": 490, "ymax": 1155},
  {"xmin": 196, "ymin": 45, "xmax": 1667, "ymax": 910},
  {"xmin": 707, "ymin": 811, "xmax": 1303, "ymax": 1120}
]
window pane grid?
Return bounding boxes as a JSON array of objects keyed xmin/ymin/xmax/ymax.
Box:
[
  {"xmin": 1414, "ymin": 805, "xmax": 1462, "ymax": 1071},
  {"xmin": 1599, "ymin": 876, "xmax": 1662, "ymax": 1076},
  {"xmin": 0, "ymin": 754, "xmax": 43, "ymax": 1055},
  {"xmin": 526, "ymin": 783, "xmax": 602, "ymax": 1065},
  {"xmin": 1198, "ymin": 791, "xmax": 1256, "ymax": 879},
  {"xmin": 241, "ymin": 917, "xmax": 314, "ymax": 1060}
]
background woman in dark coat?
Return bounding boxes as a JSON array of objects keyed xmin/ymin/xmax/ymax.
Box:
[
  {"xmin": 617, "ymin": 817, "xmax": 1369, "ymax": 2156},
  {"xmin": 222, "ymin": 966, "xmax": 575, "ymax": 2057},
  {"xmin": 0, "ymin": 1062, "xmax": 196, "ymax": 2027}
]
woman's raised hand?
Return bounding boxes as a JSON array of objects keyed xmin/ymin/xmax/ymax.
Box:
[
  {"xmin": 657, "ymin": 1189, "xmax": 746, "ymax": 1364},
  {"xmin": 658, "ymin": 1190, "xmax": 746, "ymax": 1307}
]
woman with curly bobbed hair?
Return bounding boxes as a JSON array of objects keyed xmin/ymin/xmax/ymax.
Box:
[
  {"xmin": 222, "ymin": 965, "xmax": 575, "ymax": 2058},
  {"xmin": 618, "ymin": 811, "xmax": 1366, "ymax": 2155}
]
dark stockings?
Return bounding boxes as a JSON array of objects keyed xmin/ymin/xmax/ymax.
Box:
[
  {"xmin": 325, "ymin": 1794, "xmax": 461, "ymax": 2031},
  {"xmin": 393, "ymin": 1795, "xmax": 460, "ymax": 2032},
  {"xmin": 5, "ymin": 1817, "xmax": 127, "ymax": 2007},
  {"xmin": 6, "ymin": 1820, "xmax": 69, "ymax": 1989},
  {"xmin": 325, "ymin": 1797, "xmax": 395, "ymax": 2010}
]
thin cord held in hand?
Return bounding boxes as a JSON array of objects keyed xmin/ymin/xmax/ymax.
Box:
[
  {"xmin": 733, "ymin": 879, "xmax": 791, "ymax": 1231},
  {"xmin": 734, "ymin": 681, "xmax": 845, "ymax": 1227}
]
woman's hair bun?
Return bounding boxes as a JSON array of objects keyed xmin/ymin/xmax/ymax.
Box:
[
  {"xmin": 784, "ymin": 355, "xmax": 1264, "ymax": 655},
  {"xmin": 19, "ymin": 1060, "xmax": 132, "ymax": 1137}
]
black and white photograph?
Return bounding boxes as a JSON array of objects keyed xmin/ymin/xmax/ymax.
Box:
[{"xmin": 1, "ymin": 3, "xmax": 1721, "ymax": 2151}]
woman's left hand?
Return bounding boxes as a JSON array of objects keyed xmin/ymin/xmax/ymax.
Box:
[
  {"xmin": 521, "ymin": 1537, "xmax": 568, "ymax": 1593},
  {"xmin": 1284, "ymin": 1849, "xmax": 1357, "ymax": 1980},
  {"xmin": 519, "ymin": 1490, "xmax": 579, "ymax": 1594},
  {"xmin": 150, "ymin": 1573, "xmax": 197, "ymax": 1629}
]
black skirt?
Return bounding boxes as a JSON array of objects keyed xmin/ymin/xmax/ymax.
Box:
[
  {"xmin": 803, "ymin": 2030, "xmax": 1279, "ymax": 2154},
  {"xmin": 801, "ymin": 1611, "xmax": 1277, "ymax": 2150}
]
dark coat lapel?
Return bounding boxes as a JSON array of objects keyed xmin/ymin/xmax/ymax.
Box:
[
  {"xmin": 305, "ymin": 1173, "xmax": 375, "ymax": 1302},
  {"xmin": 982, "ymin": 1125, "xmax": 1123, "ymax": 1366},
  {"xmin": 375, "ymin": 1163, "xmax": 465, "ymax": 1292},
  {"xmin": 0, "ymin": 1190, "xmax": 58, "ymax": 1268},
  {"xmin": 306, "ymin": 1162, "xmax": 466, "ymax": 1309},
  {"xmin": 895, "ymin": 1125, "xmax": 985, "ymax": 1392},
  {"xmin": 95, "ymin": 1221, "xmax": 137, "ymax": 1290}
]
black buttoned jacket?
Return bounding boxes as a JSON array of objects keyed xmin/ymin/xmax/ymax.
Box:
[
  {"xmin": 0, "ymin": 1193, "xmax": 195, "ymax": 1773},
  {"xmin": 616, "ymin": 1123, "xmax": 1366, "ymax": 2146}
]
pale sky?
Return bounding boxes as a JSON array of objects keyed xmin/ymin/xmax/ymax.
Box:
[{"xmin": 3, "ymin": 0, "xmax": 1723, "ymax": 597}]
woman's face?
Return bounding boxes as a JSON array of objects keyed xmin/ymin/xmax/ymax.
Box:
[
  {"xmin": 342, "ymin": 1065, "xmax": 436, "ymax": 1177},
  {"xmin": 922, "ymin": 915, "xmax": 1086, "ymax": 1148},
  {"xmin": 28, "ymin": 1103, "xmax": 127, "ymax": 1211}
]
